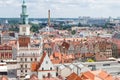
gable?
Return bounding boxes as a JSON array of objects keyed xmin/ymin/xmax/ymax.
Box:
[{"xmin": 38, "ymin": 52, "xmax": 55, "ymax": 71}]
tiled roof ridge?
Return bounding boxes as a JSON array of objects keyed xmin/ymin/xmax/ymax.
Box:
[{"xmin": 37, "ymin": 52, "xmax": 47, "ymax": 70}]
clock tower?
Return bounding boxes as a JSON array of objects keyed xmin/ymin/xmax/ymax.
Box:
[{"xmin": 19, "ymin": 0, "xmax": 30, "ymax": 36}]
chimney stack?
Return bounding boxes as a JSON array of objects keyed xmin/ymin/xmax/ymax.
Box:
[{"xmin": 48, "ymin": 10, "xmax": 51, "ymax": 27}]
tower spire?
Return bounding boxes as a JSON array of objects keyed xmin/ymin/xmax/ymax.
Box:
[{"xmin": 20, "ymin": 0, "xmax": 28, "ymax": 24}]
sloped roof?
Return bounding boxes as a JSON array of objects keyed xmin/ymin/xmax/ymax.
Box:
[
  {"xmin": 98, "ymin": 70, "xmax": 113, "ymax": 80},
  {"xmin": 61, "ymin": 41, "xmax": 70, "ymax": 50},
  {"xmin": 98, "ymin": 70, "xmax": 108, "ymax": 79},
  {"xmin": 0, "ymin": 76, "xmax": 8, "ymax": 80},
  {"xmin": 66, "ymin": 72, "xmax": 82, "ymax": 80},
  {"xmin": 81, "ymin": 71, "xmax": 94, "ymax": 80},
  {"xmin": 30, "ymin": 74, "xmax": 38, "ymax": 80},
  {"xmin": 37, "ymin": 52, "xmax": 47, "ymax": 70},
  {"xmin": 31, "ymin": 62, "xmax": 38, "ymax": 71}
]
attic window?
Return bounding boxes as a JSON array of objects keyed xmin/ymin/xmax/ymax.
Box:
[
  {"xmin": 46, "ymin": 61, "xmax": 48, "ymax": 64},
  {"xmin": 42, "ymin": 68, "xmax": 44, "ymax": 71},
  {"xmin": 50, "ymin": 67, "xmax": 52, "ymax": 70}
]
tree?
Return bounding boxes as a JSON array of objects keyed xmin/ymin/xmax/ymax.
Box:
[
  {"xmin": 71, "ymin": 30, "xmax": 76, "ymax": 35},
  {"xmin": 87, "ymin": 58, "xmax": 95, "ymax": 62},
  {"xmin": 78, "ymin": 22, "xmax": 82, "ymax": 27},
  {"xmin": 30, "ymin": 23, "xmax": 40, "ymax": 32}
]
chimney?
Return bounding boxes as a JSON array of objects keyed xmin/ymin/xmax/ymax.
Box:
[{"xmin": 48, "ymin": 10, "xmax": 51, "ymax": 27}]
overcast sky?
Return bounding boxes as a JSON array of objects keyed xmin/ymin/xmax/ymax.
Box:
[{"xmin": 0, "ymin": 0, "xmax": 120, "ymax": 18}]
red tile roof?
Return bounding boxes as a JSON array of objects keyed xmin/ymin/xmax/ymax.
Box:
[
  {"xmin": 81, "ymin": 71, "xmax": 94, "ymax": 80},
  {"xmin": 31, "ymin": 62, "xmax": 38, "ymax": 71},
  {"xmin": 30, "ymin": 74, "xmax": 38, "ymax": 80},
  {"xmin": 0, "ymin": 76, "xmax": 8, "ymax": 80},
  {"xmin": 37, "ymin": 52, "xmax": 47, "ymax": 70},
  {"xmin": 98, "ymin": 70, "xmax": 113, "ymax": 80},
  {"xmin": 61, "ymin": 41, "xmax": 70, "ymax": 50},
  {"xmin": 66, "ymin": 72, "xmax": 82, "ymax": 80}
]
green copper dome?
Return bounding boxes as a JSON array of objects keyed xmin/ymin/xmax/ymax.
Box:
[{"xmin": 20, "ymin": 0, "xmax": 29, "ymax": 24}]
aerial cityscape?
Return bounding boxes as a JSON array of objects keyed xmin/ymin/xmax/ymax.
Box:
[{"xmin": 0, "ymin": 0, "xmax": 120, "ymax": 80}]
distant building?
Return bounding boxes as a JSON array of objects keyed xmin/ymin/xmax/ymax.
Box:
[
  {"xmin": 0, "ymin": 62, "xmax": 7, "ymax": 77},
  {"xmin": 0, "ymin": 44, "xmax": 12, "ymax": 60},
  {"xmin": 0, "ymin": 33, "xmax": 2, "ymax": 44},
  {"xmin": 37, "ymin": 52, "xmax": 56, "ymax": 79}
]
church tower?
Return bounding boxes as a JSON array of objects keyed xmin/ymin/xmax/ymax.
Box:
[{"xmin": 19, "ymin": 0, "xmax": 30, "ymax": 36}]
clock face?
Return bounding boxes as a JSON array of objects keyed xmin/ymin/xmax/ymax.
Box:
[{"xmin": 22, "ymin": 27, "xmax": 26, "ymax": 32}]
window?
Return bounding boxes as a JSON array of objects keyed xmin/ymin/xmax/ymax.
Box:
[
  {"xmin": 21, "ymin": 65, "xmax": 23, "ymax": 68},
  {"xmin": 25, "ymin": 70, "xmax": 27, "ymax": 72},
  {"xmin": 50, "ymin": 67, "xmax": 52, "ymax": 70},
  {"xmin": 88, "ymin": 65, "xmax": 96, "ymax": 71},
  {"xmin": 35, "ymin": 58, "xmax": 37, "ymax": 61},
  {"xmin": 46, "ymin": 61, "xmax": 48, "ymax": 64},
  {"xmin": 42, "ymin": 68, "xmax": 44, "ymax": 71},
  {"xmin": 21, "ymin": 70, "xmax": 23, "ymax": 73},
  {"xmin": 25, "ymin": 64, "xmax": 27, "ymax": 68},
  {"xmin": 25, "ymin": 58, "xmax": 27, "ymax": 61},
  {"xmin": 31, "ymin": 58, "xmax": 33, "ymax": 61},
  {"xmin": 103, "ymin": 64, "xmax": 110, "ymax": 66},
  {"xmin": 21, "ymin": 58, "xmax": 23, "ymax": 61},
  {"xmin": 56, "ymin": 67, "xmax": 58, "ymax": 71}
]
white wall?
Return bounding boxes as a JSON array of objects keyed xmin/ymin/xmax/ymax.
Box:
[
  {"xmin": 38, "ymin": 71, "xmax": 56, "ymax": 79},
  {"xmin": 19, "ymin": 24, "xmax": 30, "ymax": 36}
]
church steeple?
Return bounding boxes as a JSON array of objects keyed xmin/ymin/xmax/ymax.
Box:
[{"xmin": 20, "ymin": 0, "xmax": 28, "ymax": 24}]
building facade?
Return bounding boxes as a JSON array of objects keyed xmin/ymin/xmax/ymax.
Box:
[{"xmin": 0, "ymin": 44, "xmax": 12, "ymax": 60}]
